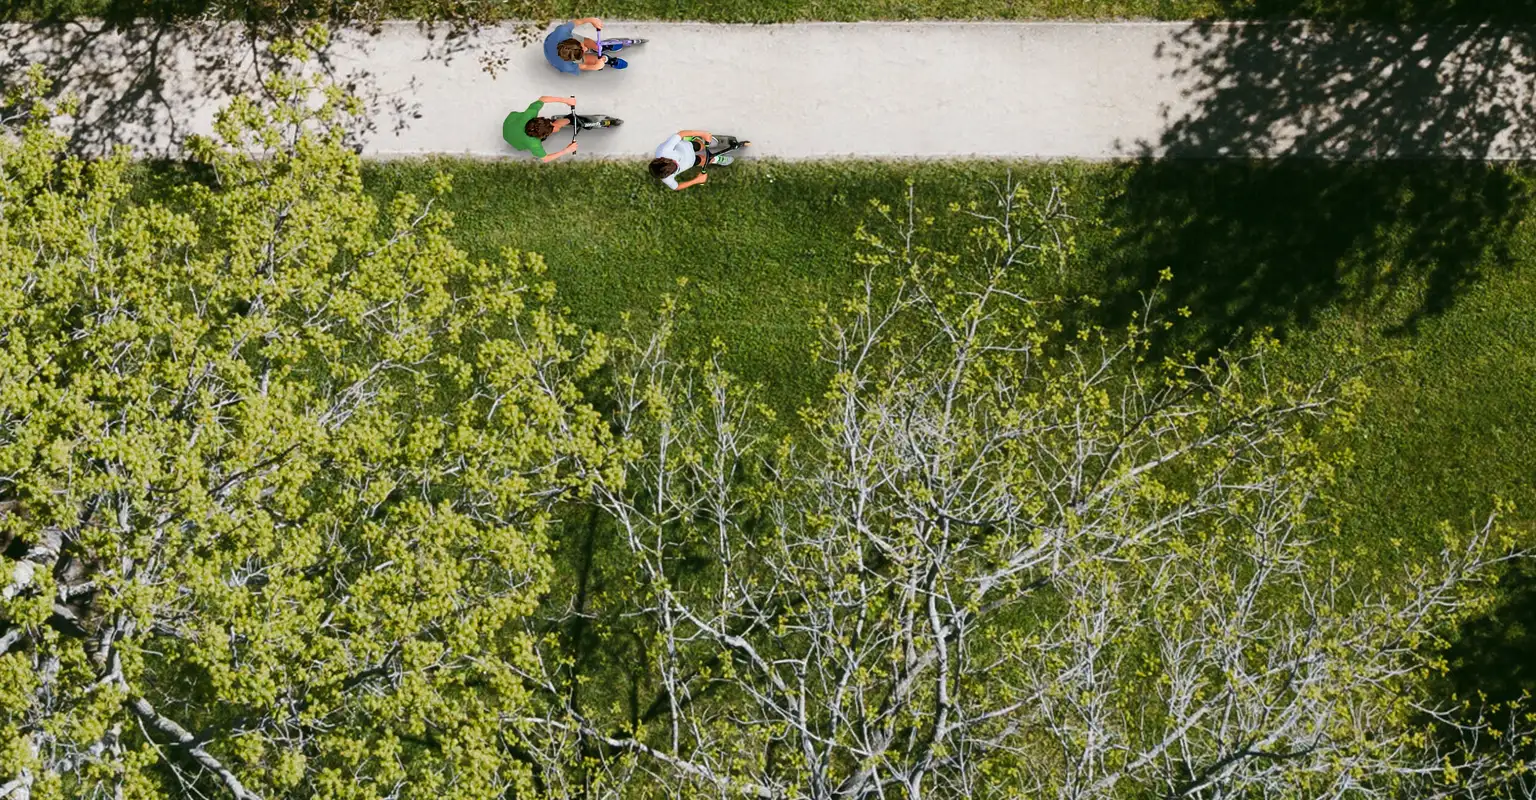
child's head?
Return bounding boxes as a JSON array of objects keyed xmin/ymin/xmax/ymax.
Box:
[
  {"xmin": 557, "ymin": 38, "xmax": 585, "ymax": 62},
  {"xmin": 649, "ymin": 158, "xmax": 679, "ymax": 179},
  {"xmin": 525, "ymin": 117, "xmax": 556, "ymax": 140}
]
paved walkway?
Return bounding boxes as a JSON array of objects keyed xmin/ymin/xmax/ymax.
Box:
[{"xmin": 3, "ymin": 20, "xmax": 1535, "ymax": 160}]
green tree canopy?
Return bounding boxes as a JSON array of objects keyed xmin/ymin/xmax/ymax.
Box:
[{"xmin": 1, "ymin": 36, "xmax": 616, "ymax": 800}]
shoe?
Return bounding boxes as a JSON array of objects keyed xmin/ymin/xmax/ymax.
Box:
[
  {"xmin": 607, "ymin": 57, "xmax": 628, "ymax": 69},
  {"xmin": 709, "ymin": 155, "xmax": 735, "ymax": 166}
]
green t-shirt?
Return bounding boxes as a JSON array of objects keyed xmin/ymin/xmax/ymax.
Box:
[{"xmin": 503, "ymin": 100, "xmax": 547, "ymax": 159}]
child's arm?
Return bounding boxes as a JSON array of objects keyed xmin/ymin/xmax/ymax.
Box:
[
  {"xmin": 677, "ymin": 130, "xmax": 714, "ymax": 142},
  {"xmin": 674, "ymin": 173, "xmax": 709, "ymax": 190},
  {"xmin": 538, "ymin": 95, "xmax": 577, "ymax": 106},
  {"xmin": 541, "ymin": 141, "xmax": 578, "ymax": 162},
  {"xmin": 577, "ymin": 42, "xmax": 604, "ymax": 70},
  {"xmin": 573, "ymin": 16, "xmax": 603, "ymax": 29}
]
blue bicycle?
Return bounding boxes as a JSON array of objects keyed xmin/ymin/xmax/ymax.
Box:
[{"xmin": 543, "ymin": 18, "xmax": 648, "ymax": 72}]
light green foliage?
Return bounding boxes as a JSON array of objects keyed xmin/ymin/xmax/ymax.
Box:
[
  {"xmin": 522, "ymin": 183, "xmax": 1533, "ymax": 800},
  {"xmin": 0, "ymin": 33, "xmax": 615, "ymax": 799}
]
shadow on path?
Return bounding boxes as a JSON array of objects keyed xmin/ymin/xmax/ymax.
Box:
[
  {"xmin": 0, "ymin": 1, "xmax": 539, "ymax": 157},
  {"xmin": 0, "ymin": 20, "xmax": 277, "ymax": 155},
  {"xmin": 1102, "ymin": 20, "xmax": 1536, "ymax": 353}
]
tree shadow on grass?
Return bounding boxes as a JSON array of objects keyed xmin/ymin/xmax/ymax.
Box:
[
  {"xmin": 1445, "ymin": 559, "xmax": 1536, "ymax": 712},
  {"xmin": 1101, "ymin": 159, "xmax": 1530, "ymax": 352},
  {"xmin": 1094, "ymin": 14, "xmax": 1536, "ymax": 734},
  {"xmin": 1100, "ymin": 20, "xmax": 1536, "ymax": 354},
  {"xmin": 1427, "ymin": 556, "xmax": 1536, "ymax": 788}
]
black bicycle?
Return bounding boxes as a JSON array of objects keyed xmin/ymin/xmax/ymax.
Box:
[{"xmin": 566, "ymin": 111, "xmax": 624, "ymax": 142}]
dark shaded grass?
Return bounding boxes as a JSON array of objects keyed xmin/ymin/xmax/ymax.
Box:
[{"xmin": 362, "ymin": 158, "xmax": 1536, "ymax": 565}]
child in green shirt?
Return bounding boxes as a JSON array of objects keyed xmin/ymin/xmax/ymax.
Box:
[{"xmin": 502, "ymin": 96, "xmax": 580, "ymax": 162}]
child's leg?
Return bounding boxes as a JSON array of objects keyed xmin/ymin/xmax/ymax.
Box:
[{"xmin": 705, "ymin": 136, "xmax": 743, "ymax": 162}]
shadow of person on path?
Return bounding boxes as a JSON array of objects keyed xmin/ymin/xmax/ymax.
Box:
[{"xmin": 1100, "ymin": 17, "xmax": 1536, "ymax": 356}]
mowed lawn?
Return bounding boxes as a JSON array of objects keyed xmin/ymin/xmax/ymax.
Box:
[
  {"xmin": 546, "ymin": 0, "xmax": 1222, "ymax": 21},
  {"xmin": 11, "ymin": 0, "xmax": 1536, "ymax": 24},
  {"xmin": 364, "ymin": 158, "xmax": 1536, "ymax": 561},
  {"xmin": 548, "ymin": 0, "xmax": 1536, "ymax": 21}
]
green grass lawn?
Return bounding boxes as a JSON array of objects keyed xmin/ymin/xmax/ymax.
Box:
[
  {"xmin": 364, "ymin": 158, "xmax": 1536, "ymax": 563},
  {"xmin": 10, "ymin": 0, "xmax": 1536, "ymax": 25},
  {"xmin": 546, "ymin": 0, "xmax": 1221, "ymax": 21},
  {"xmin": 548, "ymin": 0, "xmax": 1536, "ymax": 21}
]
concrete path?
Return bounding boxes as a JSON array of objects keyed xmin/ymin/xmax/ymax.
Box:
[{"xmin": 3, "ymin": 20, "xmax": 1536, "ymax": 160}]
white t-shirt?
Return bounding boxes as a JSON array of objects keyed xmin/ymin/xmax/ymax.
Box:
[{"xmin": 654, "ymin": 134, "xmax": 697, "ymax": 190}]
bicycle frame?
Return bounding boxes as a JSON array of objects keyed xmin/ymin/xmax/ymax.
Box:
[
  {"xmin": 563, "ymin": 112, "xmax": 619, "ymax": 144},
  {"xmin": 565, "ymin": 112, "xmax": 591, "ymax": 142}
]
